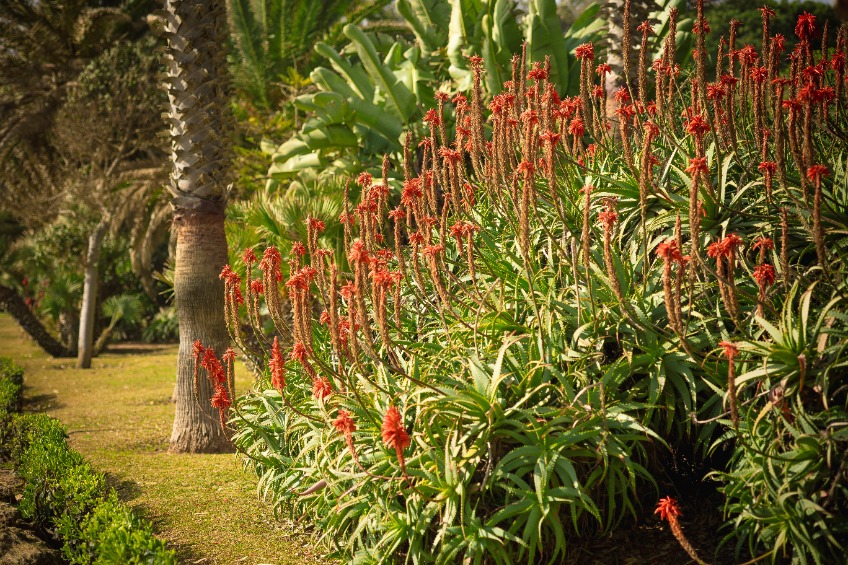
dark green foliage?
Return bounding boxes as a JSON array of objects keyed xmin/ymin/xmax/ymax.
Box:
[
  {"xmin": 70, "ymin": 495, "xmax": 176, "ymax": 565},
  {"xmin": 227, "ymin": 0, "xmax": 391, "ymax": 110},
  {"xmin": 8, "ymin": 413, "xmax": 175, "ymax": 564}
]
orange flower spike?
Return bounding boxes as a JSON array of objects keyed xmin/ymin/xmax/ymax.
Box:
[
  {"xmin": 655, "ymin": 497, "xmax": 709, "ymax": 565},
  {"xmin": 719, "ymin": 340, "xmax": 740, "ymax": 430},
  {"xmin": 269, "ymin": 336, "xmax": 286, "ymax": 391},
  {"xmin": 381, "ymin": 406, "xmax": 411, "ymax": 453},
  {"xmin": 312, "ymin": 377, "xmax": 333, "ymax": 401},
  {"xmin": 654, "ymin": 496, "xmax": 681, "ymax": 522},
  {"xmin": 333, "ymin": 409, "xmax": 356, "ymax": 436},
  {"xmin": 718, "ymin": 340, "xmax": 738, "ymax": 360}
]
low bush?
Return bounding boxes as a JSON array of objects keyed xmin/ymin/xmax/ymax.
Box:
[
  {"xmin": 0, "ymin": 355, "xmax": 23, "ymax": 414},
  {"xmin": 9, "ymin": 413, "xmax": 175, "ymax": 564}
]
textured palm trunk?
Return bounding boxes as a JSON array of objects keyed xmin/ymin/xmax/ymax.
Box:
[
  {"xmin": 0, "ymin": 285, "xmax": 72, "ymax": 357},
  {"xmin": 163, "ymin": 0, "xmax": 233, "ymax": 452},
  {"xmin": 170, "ymin": 209, "xmax": 232, "ymax": 452},
  {"xmin": 604, "ymin": 0, "xmax": 650, "ymax": 91},
  {"xmin": 77, "ymin": 220, "xmax": 108, "ymax": 369}
]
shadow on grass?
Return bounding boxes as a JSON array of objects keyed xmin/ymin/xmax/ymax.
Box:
[
  {"xmin": 104, "ymin": 343, "xmax": 175, "ymax": 355},
  {"xmin": 22, "ymin": 389, "xmax": 63, "ymax": 411},
  {"xmin": 129, "ymin": 500, "xmax": 206, "ymax": 564}
]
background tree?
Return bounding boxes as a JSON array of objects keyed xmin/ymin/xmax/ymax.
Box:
[
  {"xmin": 53, "ymin": 38, "xmax": 167, "ymax": 368},
  {"xmin": 0, "ymin": 0, "xmax": 162, "ymax": 357}
]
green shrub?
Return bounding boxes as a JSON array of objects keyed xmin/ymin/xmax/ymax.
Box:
[
  {"xmin": 0, "ymin": 355, "xmax": 24, "ymax": 386},
  {"xmin": 10, "ymin": 414, "xmax": 175, "ymax": 564},
  {"xmin": 141, "ymin": 307, "xmax": 179, "ymax": 343},
  {"xmin": 17, "ymin": 430, "xmax": 100, "ymax": 528},
  {"xmin": 70, "ymin": 495, "xmax": 176, "ymax": 565},
  {"xmin": 8, "ymin": 412, "xmax": 68, "ymax": 462},
  {"xmin": 0, "ymin": 356, "xmax": 24, "ymax": 450},
  {"xmin": 0, "ymin": 378, "xmax": 21, "ymax": 415}
]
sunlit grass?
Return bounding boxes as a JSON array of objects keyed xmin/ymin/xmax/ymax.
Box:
[{"xmin": 0, "ymin": 313, "xmax": 324, "ymax": 565}]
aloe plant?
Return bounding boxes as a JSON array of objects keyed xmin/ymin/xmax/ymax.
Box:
[{"xmin": 264, "ymin": 0, "xmax": 605, "ymax": 187}]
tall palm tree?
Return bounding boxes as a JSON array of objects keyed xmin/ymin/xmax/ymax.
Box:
[{"xmin": 161, "ymin": 0, "xmax": 234, "ymax": 453}]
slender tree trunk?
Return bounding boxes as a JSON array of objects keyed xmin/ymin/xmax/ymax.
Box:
[
  {"xmin": 163, "ymin": 0, "xmax": 233, "ymax": 453},
  {"xmin": 77, "ymin": 220, "xmax": 108, "ymax": 369},
  {"xmin": 0, "ymin": 285, "xmax": 72, "ymax": 357},
  {"xmin": 169, "ymin": 208, "xmax": 232, "ymax": 452}
]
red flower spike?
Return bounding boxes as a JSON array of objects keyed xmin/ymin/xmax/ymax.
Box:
[
  {"xmin": 312, "ymin": 377, "xmax": 333, "ymax": 401},
  {"xmin": 655, "ymin": 496, "xmax": 681, "ymax": 521},
  {"xmin": 211, "ymin": 384, "xmax": 231, "ymax": 410},
  {"xmin": 598, "ymin": 209, "xmax": 618, "ymax": 229},
  {"xmin": 242, "ymin": 248, "xmax": 257, "ymax": 265},
  {"xmin": 753, "ymin": 264, "xmax": 776, "ymax": 287},
  {"xmin": 758, "ymin": 161, "xmax": 777, "ymax": 175},
  {"xmin": 333, "ymin": 409, "xmax": 356, "ymax": 435},
  {"xmin": 575, "ymin": 43, "xmax": 594, "ymax": 61},
  {"xmin": 686, "ymin": 157, "xmax": 709, "ymax": 177},
  {"xmin": 568, "ymin": 118, "xmax": 585, "ymax": 137},
  {"xmin": 290, "ymin": 341, "xmax": 307, "ymax": 363},
  {"xmin": 718, "ymin": 340, "xmax": 738, "ymax": 360},
  {"xmin": 269, "ymin": 336, "xmax": 286, "ymax": 391},
  {"xmin": 356, "ymin": 172, "xmax": 373, "ymax": 188},
  {"xmin": 807, "ymin": 165, "xmax": 829, "ymax": 184},
  {"xmin": 795, "ymin": 12, "xmax": 816, "ymax": 41},
  {"xmin": 308, "ymin": 218, "xmax": 326, "ymax": 233},
  {"xmin": 751, "ymin": 237, "xmax": 774, "ymax": 252},
  {"xmin": 423, "ymin": 108, "xmax": 441, "ymax": 126},
  {"xmin": 381, "ymin": 406, "xmax": 411, "ymax": 451}
]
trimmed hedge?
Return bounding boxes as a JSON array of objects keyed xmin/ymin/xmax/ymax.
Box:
[
  {"xmin": 0, "ymin": 356, "xmax": 23, "ymax": 414},
  {"xmin": 1, "ymin": 358, "xmax": 175, "ymax": 564}
]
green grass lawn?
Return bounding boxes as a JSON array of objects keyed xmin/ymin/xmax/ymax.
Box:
[{"xmin": 0, "ymin": 313, "xmax": 323, "ymax": 565}]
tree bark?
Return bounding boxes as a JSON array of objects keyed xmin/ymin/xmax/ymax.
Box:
[
  {"xmin": 77, "ymin": 220, "xmax": 108, "ymax": 369},
  {"xmin": 162, "ymin": 0, "xmax": 233, "ymax": 453},
  {"xmin": 604, "ymin": 0, "xmax": 651, "ymax": 91},
  {"xmin": 169, "ymin": 209, "xmax": 232, "ymax": 453},
  {"xmin": 0, "ymin": 285, "xmax": 72, "ymax": 357}
]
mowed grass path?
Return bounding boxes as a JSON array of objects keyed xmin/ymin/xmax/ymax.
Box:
[{"xmin": 0, "ymin": 313, "xmax": 323, "ymax": 565}]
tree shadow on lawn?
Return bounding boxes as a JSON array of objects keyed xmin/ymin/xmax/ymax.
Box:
[
  {"xmin": 112, "ymin": 490, "xmax": 207, "ymax": 564},
  {"xmin": 21, "ymin": 389, "xmax": 63, "ymax": 412}
]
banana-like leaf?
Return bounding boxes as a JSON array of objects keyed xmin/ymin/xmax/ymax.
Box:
[
  {"xmin": 343, "ymin": 24, "xmax": 417, "ymax": 122},
  {"xmin": 314, "ymin": 42, "xmax": 375, "ymax": 100},
  {"xmin": 481, "ymin": 0, "xmax": 522, "ymax": 94},
  {"xmin": 396, "ymin": 0, "xmax": 451, "ymax": 53},
  {"xmin": 268, "ymin": 152, "xmax": 324, "ymax": 178},
  {"xmin": 446, "ymin": 0, "xmax": 484, "ymax": 80},
  {"xmin": 310, "ymin": 66, "xmax": 359, "ymax": 100},
  {"xmin": 272, "ymin": 124, "xmax": 357, "ymax": 163},
  {"xmin": 526, "ymin": 0, "xmax": 571, "ymax": 92}
]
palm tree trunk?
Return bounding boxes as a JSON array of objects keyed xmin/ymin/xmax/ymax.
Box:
[
  {"xmin": 163, "ymin": 0, "xmax": 233, "ymax": 453},
  {"xmin": 604, "ymin": 0, "xmax": 650, "ymax": 91},
  {"xmin": 0, "ymin": 285, "xmax": 72, "ymax": 357},
  {"xmin": 77, "ymin": 219, "xmax": 108, "ymax": 369},
  {"xmin": 169, "ymin": 207, "xmax": 232, "ymax": 452}
]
